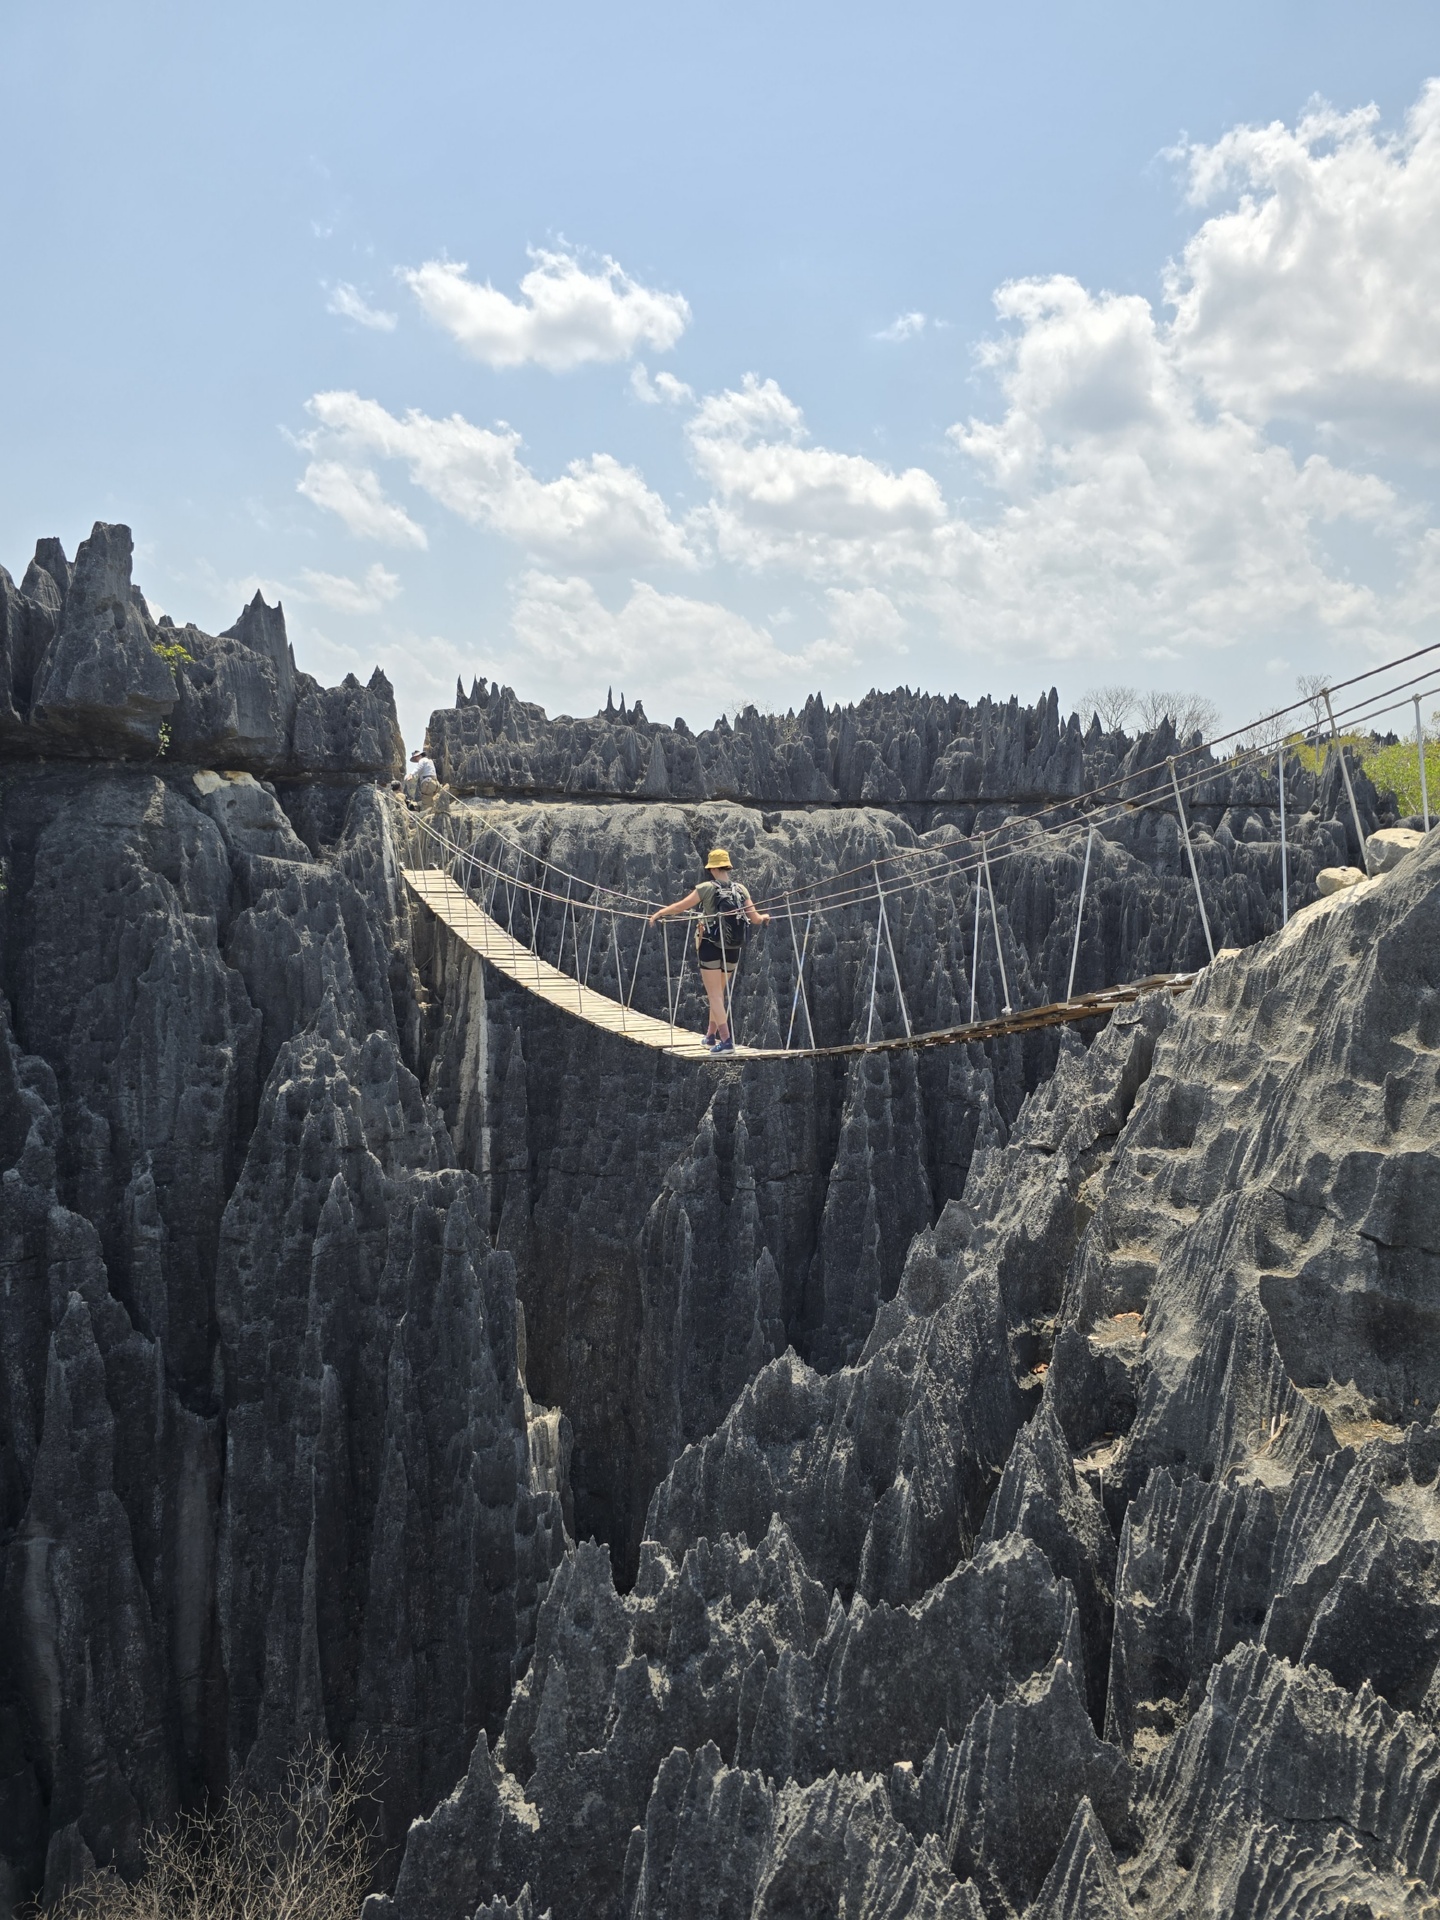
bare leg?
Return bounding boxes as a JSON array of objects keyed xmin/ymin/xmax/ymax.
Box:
[{"xmin": 700, "ymin": 966, "xmax": 730, "ymax": 1038}]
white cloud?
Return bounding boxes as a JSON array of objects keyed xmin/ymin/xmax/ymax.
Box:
[
  {"xmin": 296, "ymin": 460, "xmax": 429, "ymax": 548},
  {"xmin": 940, "ymin": 273, "xmax": 1393, "ymax": 657},
  {"xmin": 298, "ymin": 562, "xmax": 402, "ymax": 613},
  {"xmin": 326, "ymin": 282, "xmax": 398, "ymax": 332},
  {"xmin": 302, "ymin": 391, "xmax": 692, "ymax": 567},
  {"xmin": 875, "ymin": 311, "xmax": 927, "ymax": 343},
  {"xmin": 1167, "ymin": 83, "xmax": 1440, "ymax": 448},
  {"xmin": 402, "ymin": 249, "xmax": 690, "ymax": 371},
  {"xmin": 285, "ymin": 85, "xmax": 1440, "ymax": 721},
  {"xmin": 688, "ymin": 374, "xmax": 949, "ymax": 578},
  {"xmin": 631, "ymin": 363, "xmax": 695, "ymax": 405},
  {"xmin": 823, "ymin": 586, "xmax": 907, "ymax": 653},
  {"xmin": 508, "ymin": 572, "xmax": 853, "ymax": 715}
]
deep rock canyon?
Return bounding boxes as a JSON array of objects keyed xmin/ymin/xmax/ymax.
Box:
[{"xmin": 2, "ymin": 523, "xmax": 1437, "ymax": 1918}]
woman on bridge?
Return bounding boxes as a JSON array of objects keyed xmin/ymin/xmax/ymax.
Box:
[{"xmin": 649, "ymin": 848, "xmax": 769, "ymax": 1052}]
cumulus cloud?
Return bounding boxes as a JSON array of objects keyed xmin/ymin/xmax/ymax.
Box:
[
  {"xmin": 823, "ymin": 587, "xmax": 907, "ymax": 653},
  {"xmin": 326, "ymin": 282, "xmax": 398, "ymax": 332},
  {"xmin": 509, "ymin": 572, "xmax": 853, "ymax": 714},
  {"xmin": 296, "ymin": 460, "xmax": 428, "ymax": 548},
  {"xmin": 302, "ymin": 391, "xmax": 692, "ymax": 567},
  {"xmin": 688, "ymin": 374, "xmax": 949, "ymax": 578},
  {"xmin": 630, "ymin": 363, "xmax": 695, "ymax": 405},
  {"xmin": 1167, "ymin": 83, "xmax": 1440, "ymax": 448},
  {"xmin": 402, "ymin": 249, "xmax": 690, "ymax": 371},
  {"xmin": 298, "ymin": 562, "xmax": 402, "ymax": 613},
  {"xmin": 942, "ymin": 273, "xmax": 1394, "ymax": 656},
  {"xmin": 875, "ymin": 311, "xmax": 927, "ymax": 342},
  {"xmin": 288, "ymin": 85, "xmax": 1440, "ymax": 719}
]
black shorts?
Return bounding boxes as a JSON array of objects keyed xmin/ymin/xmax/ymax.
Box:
[{"xmin": 697, "ymin": 936, "xmax": 740, "ymax": 972}]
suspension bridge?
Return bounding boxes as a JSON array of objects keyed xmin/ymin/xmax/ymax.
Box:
[
  {"xmin": 402, "ymin": 863, "xmax": 1196, "ymax": 1059},
  {"xmin": 400, "ymin": 645, "xmax": 1439, "ymax": 1062}
]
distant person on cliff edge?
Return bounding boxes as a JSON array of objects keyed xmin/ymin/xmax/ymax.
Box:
[
  {"xmin": 649, "ymin": 847, "xmax": 769, "ymax": 1052},
  {"xmin": 408, "ymin": 748, "xmax": 438, "ymax": 808}
]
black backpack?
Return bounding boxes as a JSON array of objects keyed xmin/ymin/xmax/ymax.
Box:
[{"xmin": 702, "ymin": 878, "xmax": 750, "ymax": 951}]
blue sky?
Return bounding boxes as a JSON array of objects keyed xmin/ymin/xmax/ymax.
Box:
[{"xmin": 5, "ymin": 2, "xmax": 1440, "ymax": 749}]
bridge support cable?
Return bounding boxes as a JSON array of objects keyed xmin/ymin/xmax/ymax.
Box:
[
  {"xmin": 529, "ymin": 862, "xmax": 550, "ymax": 957},
  {"xmin": 981, "ymin": 836, "xmax": 1013, "ymax": 1015},
  {"xmin": 1415, "ymin": 694, "xmax": 1432, "ymax": 833},
  {"xmin": 626, "ymin": 916, "xmax": 649, "ymax": 1010},
  {"xmin": 970, "ymin": 878, "xmax": 981, "ymax": 1024},
  {"xmin": 785, "ymin": 908, "xmax": 816, "ymax": 1052},
  {"xmin": 583, "ymin": 902, "xmax": 598, "ymax": 991},
  {"xmin": 865, "ymin": 913, "xmax": 883, "ymax": 1045},
  {"xmin": 1168, "ymin": 757, "xmax": 1216, "ymax": 963},
  {"xmin": 1322, "ymin": 690, "xmax": 1371, "ymax": 875},
  {"xmin": 662, "ymin": 922, "xmax": 674, "ymax": 1045},
  {"xmin": 1277, "ymin": 754, "xmax": 1289, "ymax": 926},
  {"xmin": 1066, "ymin": 823, "xmax": 1095, "ymax": 1004},
  {"xmin": 481, "ymin": 832, "xmax": 503, "ymax": 919},
  {"xmin": 719, "ymin": 912, "xmax": 739, "ymax": 1045},
  {"xmin": 873, "ymin": 862, "xmax": 912, "ymax": 1039},
  {"xmin": 670, "ymin": 916, "xmax": 690, "ymax": 1032},
  {"xmin": 559, "ymin": 879, "xmax": 574, "ymax": 978},
  {"xmin": 610, "ymin": 911, "xmax": 628, "ymax": 1031}
]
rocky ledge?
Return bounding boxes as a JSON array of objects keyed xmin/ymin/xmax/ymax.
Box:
[{"xmin": 1, "ymin": 522, "xmax": 403, "ymax": 779}]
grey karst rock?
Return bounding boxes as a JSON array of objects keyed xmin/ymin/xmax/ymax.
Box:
[
  {"xmin": 1, "ymin": 524, "xmax": 402, "ymax": 778},
  {"xmin": 0, "ymin": 581, "xmax": 558, "ymax": 1901},
  {"xmin": 9, "ymin": 524, "xmax": 1440, "ymax": 1915},
  {"xmin": 1023, "ymin": 1799, "xmax": 1134, "ymax": 1920},
  {"xmin": 748, "ymin": 1774, "xmax": 985, "ymax": 1920},
  {"xmin": 625, "ymin": 1752, "xmax": 990, "ymax": 1920},
  {"xmin": 1125, "ymin": 1646, "xmax": 1440, "ymax": 1917},
  {"xmin": 1106, "ymin": 1423, "xmax": 1440, "ymax": 1754},
  {"xmin": 191, "ymin": 769, "xmax": 313, "ymax": 861},
  {"xmin": 888, "ymin": 1655, "xmax": 1130, "ymax": 1918},
  {"xmin": 0, "ymin": 999, "xmax": 198, "ymax": 1895},
  {"xmin": 27, "ymin": 523, "xmax": 177, "ymax": 755},
  {"xmin": 165, "ymin": 590, "xmax": 299, "ymax": 770},
  {"xmin": 621, "ymin": 1742, "xmax": 777, "ymax": 1920},
  {"xmin": 0, "ymin": 564, "xmax": 56, "ymax": 741},
  {"xmin": 643, "ymin": 999, "xmax": 1168, "ymax": 1615},
  {"xmin": 981, "ymin": 1402, "xmax": 1117, "ymax": 1728},
  {"xmin": 215, "ymin": 987, "xmax": 567, "ymax": 1857},
  {"xmin": 290, "ymin": 664, "xmax": 405, "ymax": 782},
  {"xmin": 168, "ymin": 594, "xmax": 402, "ymax": 780},
  {"xmin": 739, "ymin": 1538, "xmax": 1083, "ymax": 1788},
  {"xmin": 427, "ymin": 681, "xmax": 1113, "ymax": 813},
  {"xmin": 406, "ymin": 764, "xmax": 1367, "ymax": 1577}
]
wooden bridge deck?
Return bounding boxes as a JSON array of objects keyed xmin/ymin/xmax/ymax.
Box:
[{"xmin": 402, "ymin": 868, "xmax": 1196, "ymax": 1061}]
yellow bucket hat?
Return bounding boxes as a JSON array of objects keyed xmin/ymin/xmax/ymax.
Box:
[{"xmin": 705, "ymin": 847, "xmax": 732, "ymax": 870}]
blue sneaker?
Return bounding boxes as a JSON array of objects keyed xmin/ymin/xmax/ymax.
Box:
[{"xmin": 712, "ymin": 1036, "xmax": 735, "ymax": 1054}]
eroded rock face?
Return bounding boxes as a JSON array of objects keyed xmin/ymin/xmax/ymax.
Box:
[
  {"xmin": 0, "ymin": 525, "xmax": 403, "ymax": 778},
  {"xmin": 0, "ymin": 557, "xmax": 548, "ymax": 1905},
  {"xmin": 410, "ymin": 773, "xmax": 1372, "ymax": 1578},
  {"xmin": 380, "ymin": 830, "xmax": 1440, "ymax": 1918},
  {"xmin": 4, "ymin": 556, "xmax": 1438, "ymax": 1917}
]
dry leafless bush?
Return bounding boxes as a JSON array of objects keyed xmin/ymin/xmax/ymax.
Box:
[
  {"xmin": 1078, "ymin": 684, "xmax": 1137, "ymax": 732},
  {"xmin": 1132, "ymin": 689, "xmax": 1222, "ymax": 740},
  {"xmin": 40, "ymin": 1747, "xmax": 374, "ymax": 1920}
]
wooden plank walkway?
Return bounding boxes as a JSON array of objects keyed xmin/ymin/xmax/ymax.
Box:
[{"xmin": 403, "ymin": 868, "xmax": 1196, "ymax": 1061}]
